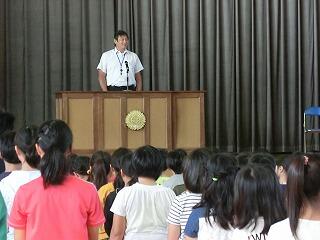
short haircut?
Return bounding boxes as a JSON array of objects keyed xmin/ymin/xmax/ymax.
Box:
[
  {"xmin": 235, "ymin": 152, "xmax": 251, "ymax": 168},
  {"xmin": 0, "ymin": 131, "xmax": 20, "ymax": 164},
  {"xmin": 132, "ymin": 145, "xmax": 163, "ymax": 180},
  {"xmin": 166, "ymin": 149, "xmax": 187, "ymax": 174},
  {"xmin": 0, "ymin": 111, "xmax": 15, "ymax": 135},
  {"xmin": 114, "ymin": 30, "xmax": 129, "ymax": 41},
  {"xmin": 14, "ymin": 125, "xmax": 40, "ymax": 168},
  {"xmin": 183, "ymin": 148, "xmax": 211, "ymax": 193},
  {"xmin": 111, "ymin": 147, "xmax": 132, "ymax": 172},
  {"xmin": 71, "ymin": 156, "xmax": 90, "ymax": 176},
  {"xmin": 233, "ymin": 164, "xmax": 286, "ymax": 234}
]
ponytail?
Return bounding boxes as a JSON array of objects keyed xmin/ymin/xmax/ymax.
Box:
[
  {"xmin": 286, "ymin": 155, "xmax": 307, "ymax": 237},
  {"xmin": 40, "ymin": 148, "xmax": 68, "ymax": 187},
  {"xmin": 37, "ymin": 120, "xmax": 73, "ymax": 188}
]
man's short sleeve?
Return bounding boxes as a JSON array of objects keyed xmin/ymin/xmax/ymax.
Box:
[{"xmin": 134, "ymin": 55, "xmax": 144, "ymax": 73}]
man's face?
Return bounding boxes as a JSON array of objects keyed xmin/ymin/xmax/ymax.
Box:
[{"xmin": 114, "ymin": 35, "xmax": 129, "ymax": 52}]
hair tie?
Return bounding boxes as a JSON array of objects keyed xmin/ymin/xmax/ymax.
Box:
[{"xmin": 212, "ymin": 177, "xmax": 218, "ymax": 182}]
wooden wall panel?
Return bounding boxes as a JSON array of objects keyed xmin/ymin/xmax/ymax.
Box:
[
  {"xmin": 149, "ymin": 97, "xmax": 169, "ymax": 148},
  {"xmin": 103, "ymin": 98, "xmax": 122, "ymax": 150},
  {"xmin": 68, "ymin": 99, "xmax": 94, "ymax": 151},
  {"xmin": 175, "ymin": 97, "xmax": 201, "ymax": 149}
]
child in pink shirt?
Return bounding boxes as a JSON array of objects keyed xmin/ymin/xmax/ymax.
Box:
[{"xmin": 8, "ymin": 120, "xmax": 105, "ymax": 240}]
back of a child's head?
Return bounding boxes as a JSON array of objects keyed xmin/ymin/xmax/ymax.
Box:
[
  {"xmin": 132, "ymin": 145, "xmax": 163, "ymax": 180},
  {"xmin": 235, "ymin": 152, "xmax": 251, "ymax": 168},
  {"xmin": 249, "ymin": 152, "xmax": 276, "ymax": 171},
  {"xmin": 37, "ymin": 120, "xmax": 73, "ymax": 187},
  {"xmin": 183, "ymin": 148, "xmax": 211, "ymax": 193},
  {"xmin": 166, "ymin": 149, "xmax": 187, "ymax": 174},
  {"xmin": 201, "ymin": 153, "xmax": 238, "ymax": 229},
  {"xmin": 233, "ymin": 164, "xmax": 286, "ymax": 234},
  {"xmin": 120, "ymin": 152, "xmax": 137, "ymax": 186},
  {"xmin": 286, "ymin": 153, "xmax": 320, "ymax": 237},
  {"xmin": 89, "ymin": 150, "xmax": 111, "ymax": 190},
  {"xmin": 0, "ymin": 111, "xmax": 15, "ymax": 136},
  {"xmin": 14, "ymin": 125, "xmax": 40, "ymax": 168},
  {"xmin": 0, "ymin": 130, "xmax": 19, "ymax": 164},
  {"xmin": 71, "ymin": 155, "xmax": 90, "ymax": 176},
  {"xmin": 111, "ymin": 147, "xmax": 132, "ymax": 173}
]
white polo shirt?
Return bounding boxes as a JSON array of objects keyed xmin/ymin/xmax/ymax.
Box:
[{"xmin": 97, "ymin": 48, "xmax": 144, "ymax": 87}]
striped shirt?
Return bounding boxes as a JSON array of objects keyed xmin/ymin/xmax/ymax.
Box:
[{"xmin": 167, "ymin": 191, "xmax": 202, "ymax": 240}]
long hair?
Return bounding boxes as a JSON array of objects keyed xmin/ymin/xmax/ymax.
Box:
[
  {"xmin": 198, "ymin": 153, "xmax": 238, "ymax": 230},
  {"xmin": 287, "ymin": 153, "xmax": 320, "ymax": 238},
  {"xmin": 38, "ymin": 120, "xmax": 73, "ymax": 188},
  {"xmin": 233, "ymin": 164, "xmax": 286, "ymax": 234},
  {"xmin": 183, "ymin": 148, "xmax": 211, "ymax": 193},
  {"xmin": 89, "ymin": 151, "xmax": 111, "ymax": 190},
  {"xmin": 14, "ymin": 125, "xmax": 40, "ymax": 168}
]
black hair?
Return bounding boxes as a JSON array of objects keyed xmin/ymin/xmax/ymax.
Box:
[
  {"xmin": 249, "ymin": 152, "xmax": 276, "ymax": 171},
  {"xmin": 120, "ymin": 152, "xmax": 137, "ymax": 186},
  {"xmin": 183, "ymin": 148, "xmax": 211, "ymax": 193},
  {"xmin": 38, "ymin": 120, "xmax": 73, "ymax": 187},
  {"xmin": 286, "ymin": 153, "xmax": 320, "ymax": 237},
  {"xmin": 233, "ymin": 164, "xmax": 286, "ymax": 234},
  {"xmin": 235, "ymin": 152, "xmax": 251, "ymax": 168},
  {"xmin": 198, "ymin": 153, "xmax": 238, "ymax": 230},
  {"xmin": 114, "ymin": 30, "xmax": 129, "ymax": 41},
  {"xmin": 71, "ymin": 155, "xmax": 90, "ymax": 176},
  {"xmin": 0, "ymin": 131, "xmax": 20, "ymax": 164},
  {"xmin": 111, "ymin": 148, "xmax": 132, "ymax": 190},
  {"xmin": 158, "ymin": 148, "xmax": 169, "ymax": 172},
  {"xmin": 14, "ymin": 125, "xmax": 40, "ymax": 168},
  {"xmin": 132, "ymin": 145, "xmax": 163, "ymax": 180},
  {"xmin": 277, "ymin": 152, "xmax": 302, "ymax": 172},
  {"xmin": 166, "ymin": 149, "xmax": 187, "ymax": 174},
  {"xmin": 0, "ymin": 111, "xmax": 15, "ymax": 135},
  {"xmin": 89, "ymin": 151, "xmax": 111, "ymax": 190}
]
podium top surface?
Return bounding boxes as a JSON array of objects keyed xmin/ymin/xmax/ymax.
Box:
[{"xmin": 56, "ymin": 90, "xmax": 206, "ymax": 97}]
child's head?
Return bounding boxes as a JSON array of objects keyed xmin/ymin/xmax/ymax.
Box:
[
  {"xmin": 132, "ymin": 145, "xmax": 163, "ymax": 180},
  {"xmin": 14, "ymin": 125, "xmax": 40, "ymax": 169},
  {"xmin": 233, "ymin": 164, "xmax": 286, "ymax": 234},
  {"xmin": 286, "ymin": 153, "xmax": 320, "ymax": 237},
  {"xmin": 166, "ymin": 149, "xmax": 187, "ymax": 174},
  {"xmin": 0, "ymin": 131, "xmax": 20, "ymax": 165},
  {"xmin": 183, "ymin": 148, "xmax": 211, "ymax": 193},
  {"xmin": 201, "ymin": 153, "xmax": 238, "ymax": 229},
  {"xmin": 37, "ymin": 120, "xmax": 73, "ymax": 187},
  {"xmin": 249, "ymin": 152, "xmax": 276, "ymax": 172},
  {"xmin": 71, "ymin": 155, "xmax": 90, "ymax": 181},
  {"xmin": 89, "ymin": 151, "xmax": 111, "ymax": 190}
]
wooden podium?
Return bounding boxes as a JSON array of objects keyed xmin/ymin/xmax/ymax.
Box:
[{"xmin": 56, "ymin": 91, "xmax": 205, "ymax": 154}]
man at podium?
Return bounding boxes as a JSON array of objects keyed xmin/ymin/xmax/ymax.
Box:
[{"xmin": 97, "ymin": 30, "xmax": 144, "ymax": 91}]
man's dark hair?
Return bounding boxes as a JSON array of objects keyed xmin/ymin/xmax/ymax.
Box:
[{"xmin": 114, "ymin": 30, "xmax": 129, "ymax": 41}]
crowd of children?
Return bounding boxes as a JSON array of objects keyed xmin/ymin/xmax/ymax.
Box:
[{"xmin": 0, "ymin": 111, "xmax": 320, "ymax": 239}]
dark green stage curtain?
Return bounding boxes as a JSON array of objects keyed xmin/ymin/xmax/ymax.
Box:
[{"xmin": 1, "ymin": 0, "xmax": 320, "ymax": 152}]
